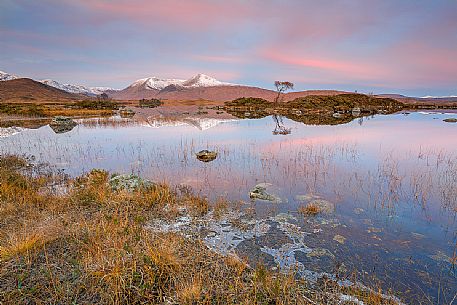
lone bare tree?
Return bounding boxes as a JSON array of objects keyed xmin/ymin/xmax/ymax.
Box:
[{"xmin": 274, "ymin": 81, "xmax": 294, "ymax": 104}]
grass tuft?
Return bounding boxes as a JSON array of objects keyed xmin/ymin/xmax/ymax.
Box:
[{"xmin": 298, "ymin": 203, "xmax": 321, "ymax": 216}]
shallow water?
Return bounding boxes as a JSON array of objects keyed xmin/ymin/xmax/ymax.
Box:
[{"xmin": 1, "ymin": 111, "xmax": 457, "ymax": 303}]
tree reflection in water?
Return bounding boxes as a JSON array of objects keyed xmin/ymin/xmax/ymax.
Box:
[{"xmin": 272, "ymin": 114, "xmax": 291, "ymax": 135}]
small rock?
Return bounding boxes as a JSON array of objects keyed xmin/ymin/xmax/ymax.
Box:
[
  {"xmin": 196, "ymin": 150, "xmax": 218, "ymax": 162},
  {"xmin": 333, "ymin": 234, "xmax": 346, "ymax": 244},
  {"xmin": 108, "ymin": 174, "xmax": 154, "ymax": 192},
  {"xmin": 307, "ymin": 248, "xmax": 335, "ymax": 259},
  {"xmin": 411, "ymin": 232, "xmax": 425, "ymax": 240},
  {"xmin": 353, "ymin": 208, "xmax": 364, "ymax": 215},
  {"xmin": 272, "ymin": 213, "xmax": 297, "ymax": 222},
  {"xmin": 295, "ymin": 193, "xmax": 320, "ymax": 202},
  {"xmin": 429, "ymin": 251, "xmax": 452, "ymax": 264},
  {"xmin": 249, "ymin": 183, "xmax": 282, "ymax": 203},
  {"xmin": 367, "ymin": 227, "xmax": 382, "ymax": 233},
  {"xmin": 206, "ymin": 231, "xmax": 217, "ymax": 238},
  {"xmin": 362, "ymin": 219, "xmax": 373, "ymax": 225},
  {"xmin": 352, "ymin": 107, "xmax": 361, "ymax": 116},
  {"xmin": 308, "ymin": 199, "xmax": 335, "ymax": 214},
  {"xmin": 443, "ymin": 118, "xmax": 457, "ymax": 123}
]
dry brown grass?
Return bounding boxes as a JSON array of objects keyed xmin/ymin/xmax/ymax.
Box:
[
  {"xmin": 0, "ymin": 233, "xmax": 43, "ymax": 262},
  {"xmin": 0, "ymin": 155, "xmax": 402, "ymax": 304},
  {"xmin": 213, "ymin": 196, "xmax": 229, "ymax": 219},
  {"xmin": 298, "ymin": 203, "xmax": 320, "ymax": 216}
]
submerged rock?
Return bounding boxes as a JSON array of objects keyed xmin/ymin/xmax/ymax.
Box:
[
  {"xmin": 353, "ymin": 208, "xmax": 364, "ymax": 215},
  {"xmin": 429, "ymin": 251, "xmax": 452, "ymax": 264},
  {"xmin": 367, "ymin": 227, "xmax": 382, "ymax": 234},
  {"xmin": 108, "ymin": 174, "xmax": 154, "ymax": 192},
  {"xmin": 196, "ymin": 150, "xmax": 218, "ymax": 162},
  {"xmin": 49, "ymin": 116, "xmax": 77, "ymax": 134},
  {"xmin": 249, "ymin": 183, "xmax": 282, "ymax": 203},
  {"xmin": 333, "ymin": 234, "xmax": 346, "ymax": 244},
  {"xmin": 308, "ymin": 199, "xmax": 335, "ymax": 214},
  {"xmin": 351, "ymin": 107, "xmax": 361, "ymax": 116},
  {"xmin": 295, "ymin": 193, "xmax": 321, "ymax": 202},
  {"xmin": 411, "ymin": 232, "xmax": 425, "ymax": 240},
  {"xmin": 307, "ymin": 248, "xmax": 335, "ymax": 259}
]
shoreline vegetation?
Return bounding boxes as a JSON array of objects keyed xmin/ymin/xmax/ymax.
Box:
[
  {"xmin": 1, "ymin": 92, "xmax": 456, "ymax": 128},
  {"xmin": 224, "ymin": 94, "xmax": 404, "ymax": 125},
  {"xmin": 0, "ymin": 155, "xmax": 402, "ymax": 304},
  {"xmin": 1, "ymin": 93, "xmax": 456, "ymax": 304}
]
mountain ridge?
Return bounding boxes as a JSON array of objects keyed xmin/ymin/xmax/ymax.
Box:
[
  {"xmin": 1, "ymin": 69, "xmax": 457, "ymax": 104},
  {"xmin": 0, "ymin": 78, "xmax": 89, "ymax": 102}
]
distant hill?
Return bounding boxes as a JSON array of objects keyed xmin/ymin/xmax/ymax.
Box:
[
  {"xmin": 1, "ymin": 69, "xmax": 456, "ymax": 106},
  {"xmin": 377, "ymin": 94, "xmax": 457, "ymax": 106},
  {"xmin": 108, "ymin": 74, "xmax": 350, "ymax": 102},
  {"xmin": 0, "ymin": 78, "xmax": 87, "ymax": 103}
]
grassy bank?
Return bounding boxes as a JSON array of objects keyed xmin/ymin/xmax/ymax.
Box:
[
  {"xmin": 224, "ymin": 94, "xmax": 405, "ymax": 125},
  {"xmin": 0, "ymin": 100, "xmax": 121, "ymax": 118},
  {"xmin": 0, "ymin": 155, "xmax": 399, "ymax": 304}
]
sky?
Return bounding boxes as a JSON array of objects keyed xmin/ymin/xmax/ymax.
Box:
[{"xmin": 0, "ymin": 0, "xmax": 456, "ymax": 96}]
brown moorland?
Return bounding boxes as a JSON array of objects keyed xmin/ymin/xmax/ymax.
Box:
[
  {"xmin": 0, "ymin": 78, "xmax": 87, "ymax": 103},
  {"xmin": 0, "ymin": 155, "xmax": 401, "ymax": 304}
]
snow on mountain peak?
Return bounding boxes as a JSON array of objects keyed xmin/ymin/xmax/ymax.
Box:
[
  {"xmin": 131, "ymin": 74, "xmax": 236, "ymax": 90},
  {"xmin": 0, "ymin": 70, "xmax": 18, "ymax": 81},
  {"xmin": 40, "ymin": 79, "xmax": 114, "ymax": 96},
  {"xmin": 131, "ymin": 77, "xmax": 186, "ymax": 90},
  {"xmin": 182, "ymin": 73, "xmax": 234, "ymax": 87}
]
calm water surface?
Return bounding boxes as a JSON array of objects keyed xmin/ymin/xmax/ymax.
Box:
[{"xmin": 1, "ymin": 111, "xmax": 457, "ymax": 303}]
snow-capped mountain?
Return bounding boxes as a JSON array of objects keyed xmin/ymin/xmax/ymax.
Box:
[
  {"xmin": 0, "ymin": 70, "xmax": 114, "ymax": 96},
  {"xmin": 40, "ymin": 79, "xmax": 114, "ymax": 96},
  {"xmin": 1, "ymin": 70, "xmax": 236, "ymax": 97},
  {"xmin": 130, "ymin": 74, "xmax": 236, "ymax": 91},
  {"xmin": 130, "ymin": 77, "xmax": 186, "ymax": 90},
  {"xmin": 90, "ymin": 86, "xmax": 116, "ymax": 95},
  {"xmin": 182, "ymin": 74, "xmax": 234, "ymax": 87},
  {"xmin": 0, "ymin": 70, "xmax": 18, "ymax": 81}
]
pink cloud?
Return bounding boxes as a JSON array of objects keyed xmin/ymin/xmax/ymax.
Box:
[
  {"xmin": 193, "ymin": 55, "xmax": 246, "ymax": 64},
  {"xmin": 260, "ymin": 47, "xmax": 390, "ymax": 81},
  {"xmin": 75, "ymin": 0, "xmax": 254, "ymax": 30}
]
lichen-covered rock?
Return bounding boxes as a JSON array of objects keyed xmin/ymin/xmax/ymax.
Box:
[
  {"xmin": 249, "ymin": 183, "xmax": 282, "ymax": 203},
  {"xmin": 108, "ymin": 174, "xmax": 154, "ymax": 192},
  {"xmin": 49, "ymin": 116, "xmax": 77, "ymax": 134},
  {"xmin": 196, "ymin": 150, "xmax": 218, "ymax": 162}
]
